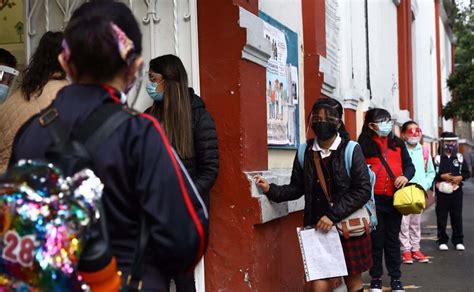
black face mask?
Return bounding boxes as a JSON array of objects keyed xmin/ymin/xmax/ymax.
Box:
[{"xmin": 312, "ymin": 121, "xmax": 338, "ymax": 141}]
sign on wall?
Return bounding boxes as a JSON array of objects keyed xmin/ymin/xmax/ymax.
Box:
[{"xmin": 259, "ymin": 11, "xmax": 299, "ymax": 148}]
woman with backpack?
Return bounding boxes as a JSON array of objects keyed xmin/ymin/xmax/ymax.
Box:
[
  {"xmin": 145, "ymin": 55, "xmax": 218, "ymax": 291},
  {"xmin": 357, "ymin": 109, "xmax": 415, "ymax": 292},
  {"xmin": 255, "ymin": 98, "xmax": 372, "ymax": 292},
  {"xmin": 398, "ymin": 121, "xmax": 435, "ymax": 264},
  {"xmin": 9, "ymin": 1, "xmax": 208, "ymax": 290},
  {"xmin": 434, "ymin": 132, "xmax": 470, "ymax": 251}
]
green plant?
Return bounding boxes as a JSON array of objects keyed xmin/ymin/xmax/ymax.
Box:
[{"xmin": 443, "ymin": 4, "xmax": 474, "ymax": 122}]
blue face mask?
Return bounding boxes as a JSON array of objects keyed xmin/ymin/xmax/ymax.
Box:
[
  {"xmin": 0, "ymin": 84, "xmax": 10, "ymax": 104},
  {"xmin": 376, "ymin": 121, "xmax": 393, "ymax": 137},
  {"xmin": 146, "ymin": 81, "xmax": 164, "ymax": 102}
]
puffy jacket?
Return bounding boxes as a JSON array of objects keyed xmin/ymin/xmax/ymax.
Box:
[
  {"xmin": 9, "ymin": 84, "xmax": 209, "ymax": 290},
  {"xmin": 265, "ymin": 137, "xmax": 372, "ymax": 226},
  {"xmin": 365, "ymin": 136, "xmax": 415, "ymax": 196},
  {"xmin": 147, "ymin": 89, "xmax": 219, "ymax": 207},
  {"xmin": 0, "ymin": 79, "xmax": 68, "ymax": 172}
]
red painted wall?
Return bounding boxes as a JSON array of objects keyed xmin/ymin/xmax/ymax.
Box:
[
  {"xmin": 397, "ymin": 0, "xmax": 414, "ymax": 118},
  {"xmin": 198, "ymin": 1, "xmax": 308, "ymax": 290},
  {"xmin": 302, "ymin": 0, "xmax": 326, "ymax": 127},
  {"xmin": 344, "ymin": 109, "xmax": 357, "ymax": 140}
]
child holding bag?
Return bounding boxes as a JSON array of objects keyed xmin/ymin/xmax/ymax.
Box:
[{"xmin": 399, "ymin": 121, "xmax": 435, "ymax": 264}]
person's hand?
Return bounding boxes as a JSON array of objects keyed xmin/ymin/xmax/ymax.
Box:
[
  {"xmin": 254, "ymin": 175, "xmax": 270, "ymax": 193},
  {"xmin": 394, "ymin": 176, "xmax": 409, "ymax": 189},
  {"xmin": 451, "ymin": 176, "xmax": 463, "ymax": 186},
  {"xmin": 440, "ymin": 173, "xmax": 453, "ymax": 181},
  {"xmin": 316, "ymin": 216, "xmax": 333, "ymax": 232}
]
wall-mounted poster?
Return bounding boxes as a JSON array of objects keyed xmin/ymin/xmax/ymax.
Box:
[{"xmin": 259, "ymin": 11, "xmax": 299, "ymax": 148}]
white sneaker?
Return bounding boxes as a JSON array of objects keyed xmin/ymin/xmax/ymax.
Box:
[
  {"xmin": 439, "ymin": 244, "xmax": 449, "ymax": 251},
  {"xmin": 456, "ymin": 244, "xmax": 465, "ymax": 251}
]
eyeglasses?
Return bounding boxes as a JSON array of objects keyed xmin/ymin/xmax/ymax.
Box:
[{"xmin": 405, "ymin": 128, "xmax": 422, "ymax": 137}]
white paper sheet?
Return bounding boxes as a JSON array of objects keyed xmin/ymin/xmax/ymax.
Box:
[{"xmin": 297, "ymin": 227, "xmax": 348, "ymax": 282}]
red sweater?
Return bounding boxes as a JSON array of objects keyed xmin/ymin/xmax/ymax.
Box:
[{"xmin": 366, "ymin": 136, "xmax": 403, "ymax": 196}]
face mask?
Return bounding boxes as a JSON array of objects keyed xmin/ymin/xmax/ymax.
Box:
[
  {"xmin": 312, "ymin": 121, "xmax": 338, "ymax": 141},
  {"xmin": 407, "ymin": 136, "xmax": 421, "ymax": 145},
  {"xmin": 375, "ymin": 121, "xmax": 392, "ymax": 137},
  {"xmin": 146, "ymin": 81, "xmax": 164, "ymax": 102},
  {"xmin": 444, "ymin": 144, "xmax": 457, "ymax": 153},
  {"xmin": 0, "ymin": 84, "xmax": 10, "ymax": 104}
]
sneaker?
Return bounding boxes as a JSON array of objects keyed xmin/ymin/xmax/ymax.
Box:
[
  {"xmin": 412, "ymin": 250, "xmax": 429, "ymax": 263},
  {"xmin": 391, "ymin": 279, "xmax": 405, "ymax": 292},
  {"xmin": 402, "ymin": 251, "xmax": 413, "ymax": 264},
  {"xmin": 456, "ymin": 243, "xmax": 465, "ymax": 251},
  {"xmin": 439, "ymin": 243, "xmax": 449, "ymax": 251},
  {"xmin": 369, "ymin": 278, "xmax": 382, "ymax": 292}
]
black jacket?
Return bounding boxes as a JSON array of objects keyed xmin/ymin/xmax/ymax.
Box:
[
  {"xmin": 181, "ymin": 90, "xmax": 218, "ymax": 207},
  {"xmin": 265, "ymin": 137, "xmax": 372, "ymax": 226},
  {"xmin": 9, "ymin": 84, "xmax": 208, "ymax": 290},
  {"xmin": 146, "ymin": 89, "xmax": 219, "ymax": 207}
]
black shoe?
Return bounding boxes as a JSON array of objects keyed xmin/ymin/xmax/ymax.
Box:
[
  {"xmin": 391, "ymin": 279, "xmax": 405, "ymax": 292},
  {"xmin": 369, "ymin": 278, "xmax": 382, "ymax": 292}
]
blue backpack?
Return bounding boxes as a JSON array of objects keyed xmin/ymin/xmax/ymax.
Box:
[{"xmin": 297, "ymin": 141, "xmax": 377, "ymax": 230}]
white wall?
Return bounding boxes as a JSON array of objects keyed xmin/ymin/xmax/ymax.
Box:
[
  {"xmin": 367, "ymin": 0, "xmax": 400, "ymax": 114},
  {"xmin": 259, "ymin": 0, "xmax": 305, "ymax": 169},
  {"xmin": 412, "ymin": 0, "xmax": 439, "ymax": 140},
  {"xmin": 439, "ymin": 18, "xmax": 454, "ymax": 132},
  {"xmin": 337, "ymin": 0, "xmax": 370, "ymax": 112}
]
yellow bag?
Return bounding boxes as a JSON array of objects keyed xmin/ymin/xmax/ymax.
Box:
[{"xmin": 393, "ymin": 183, "xmax": 427, "ymax": 215}]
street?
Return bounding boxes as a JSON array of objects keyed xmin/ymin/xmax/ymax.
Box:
[{"xmin": 360, "ymin": 178, "xmax": 474, "ymax": 291}]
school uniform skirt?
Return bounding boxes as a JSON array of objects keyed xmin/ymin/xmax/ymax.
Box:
[{"xmin": 341, "ymin": 233, "xmax": 372, "ymax": 274}]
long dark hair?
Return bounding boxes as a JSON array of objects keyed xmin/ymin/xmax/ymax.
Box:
[
  {"xmin": 310, "ymin": 97, "xmax": 350, "ymax": 140},
  {"xmin": 21, "ymin": 31, "xmax": 65, "ymax": 101},
  {"xmin": 64, "ymin": 0, "xmax": 142, "ymax": 83},
  {"xmin": 358, "ymin": 108, "xmax": 403, "ymax": 157},
  {"xmin": 149, "ymin": 55, "xmax": 194, "ymax": 159}
]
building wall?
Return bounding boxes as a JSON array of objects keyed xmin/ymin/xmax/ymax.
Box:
[
  {"xmin": 412, "ymin": 0, "xmax": 438, "ymax": 140},
  {"xmin": 367, "ymin": 1, "xmax": 400, "ymax": 114},
  {"xmin": 439, "ymin": 17, "xmax": 454, "ymax": 132}
]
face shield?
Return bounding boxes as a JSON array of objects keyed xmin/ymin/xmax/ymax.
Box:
[
  {"xmin": 0, "ymin": 65, "xmax": 19, "ymax": 104},
  {"xmin": 441, "ymin": 137, "xmax": 458, "ymax": 153}
]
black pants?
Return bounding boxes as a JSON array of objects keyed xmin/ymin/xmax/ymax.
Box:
[
  {"xmin": 370, "ymin": 195, "xmax": 402, "ymax": 279},
  {"xmin": 173, "ymin": 272, "xmax": 196, "ymax": 292},
  {"xmin": 436, "ymin": 189, "xmax": 464, "ymax": 245}
]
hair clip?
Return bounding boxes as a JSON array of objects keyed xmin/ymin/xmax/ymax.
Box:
[
  {"xmin": 62, "ymin": 39, "xmax": 71, "ymax": 62},
  {"xmin": 110, "ymin": 22, "xmax": 134, "ymax": 62}
]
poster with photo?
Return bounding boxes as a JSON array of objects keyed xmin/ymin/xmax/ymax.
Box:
[{"xmin": 260, "ymin": 11, "xmax": 299, "ymax": 148}]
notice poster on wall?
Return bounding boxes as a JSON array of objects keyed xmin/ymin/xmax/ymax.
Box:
[{"xmin": 260, "ymin": 11, "xmax": 299, "ymax": 148}]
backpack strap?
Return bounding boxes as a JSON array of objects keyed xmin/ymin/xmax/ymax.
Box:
[
  {"xmin": 344, "ymin": 141, "xmax": 358, "ymax": 177},
  {"xmin": 75, "ymin": 103, "xmax": 136, "ymax": 153},
  {"xmin": 297, "ymin": 143, "xmax": 307, "ymax": 168},
  {"xmin": 422, "ymin": 145, "xmax": 430, "ymax": 171},
  {"xmin": 39, "ymin": 106, "xmax": 68, "ymax": 145}
]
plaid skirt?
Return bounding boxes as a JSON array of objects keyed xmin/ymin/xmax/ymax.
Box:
[{"xmin": 341, "ymin": 233, "xmax": 372, "ymax": 274}]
